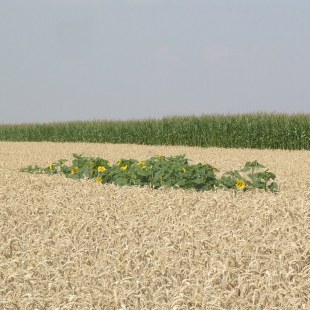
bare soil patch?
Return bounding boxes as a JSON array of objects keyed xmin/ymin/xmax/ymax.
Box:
[{"xmin": 0, "ymin": 142, "xmax": 309, "ymax": 309}]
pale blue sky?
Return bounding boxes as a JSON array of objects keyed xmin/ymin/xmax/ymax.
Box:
[{"xmin": 1, "ymin": 0, "xmax": 309, "ymax": 124}]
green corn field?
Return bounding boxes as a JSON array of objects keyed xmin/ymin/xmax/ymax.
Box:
[{"xmin": 0, "ymin": 113, "xmax": 309, "ymax": 150}]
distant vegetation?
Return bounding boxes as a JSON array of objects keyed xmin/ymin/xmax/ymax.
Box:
[{"xmin": 1, "ymin": 113, "xmax": 309, "ymax": 150}]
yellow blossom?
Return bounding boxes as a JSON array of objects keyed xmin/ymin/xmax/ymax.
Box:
[
  {"xmin": 137, "ymin": 161, "xmax": 145, "ymax": 167},
  {"xmin": 181, "ymin": 168, "xmax": 187, "ymax": 173},
  {"xmin": 120, "ymin": 165, "xmax": 128, "ymax": 171},
  {"xmin": 71, "ymin": 166, "xmax": 78, "ymax": 174},
  {"xmin": 49, "ymin": 164, "xmax": 53, "ymax": 170},
  {"xmin": 98, "ymin": 166, "xmax": 106, "ymax": 172},
  {"xmin": 235, "ymin": 179, "xmax": 246, "ymax": 190},
  {"xmin": 95, "ymin": 177, "xmax": 103, "ymax": 183},
  {"xmin": 157, "ymin": 155, "xmax": 165, "ymax": 160}
]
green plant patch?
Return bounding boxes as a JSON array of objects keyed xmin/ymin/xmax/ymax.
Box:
[{"xmin": 20, "ymin": 154, "xmax": 279, "ymax": 192}]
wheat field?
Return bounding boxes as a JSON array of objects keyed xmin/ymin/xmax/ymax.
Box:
[{"xmin": 0, "ymin": 142, "xmax": 309, "ymax": 309}]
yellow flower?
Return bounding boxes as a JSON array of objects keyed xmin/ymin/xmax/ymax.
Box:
[
  {"xmin": 235, "ymin": 179, "xmax": 246, "ymax": 190},
  {"xmin": 95, "ymin": 177, "xmax": 103, "ymax": 183},
  {"xmin": 120, "ymin": 165, "xmax": 128, "ymax": 170},
  {"xmin": 137, "ymin": 161, "xmax": 145, "ymax": 167},
  {"xmin": 181, "ymin": 168, "xmax": 187, "ymax": 173},
  {"xmin": 117, "ymin": 160, "xmax": 122, "ymax": 165},
  {"xmin": 98, "ymin": 166, "xmax": 106, "ymax": 172},
  {"xmin": 157, "ymin": 155, "xmax": 165, "ymax": 161},
  {"xmin": 71, "ymin": 166, "xmax": 78, "ymax": 174},
  {"xmin": 49, "ymin": 164, "xmax": 53, "ymax": 170}
]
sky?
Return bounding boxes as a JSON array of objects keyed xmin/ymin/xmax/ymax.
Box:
[{"xmin": 0, "ymin": 0, "xmax": 309, "ymax": 124}]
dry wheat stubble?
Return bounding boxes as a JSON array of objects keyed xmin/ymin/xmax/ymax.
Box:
[{"xmin": 0, "ymin": 142, "xmax": 309, "ymax": 309}]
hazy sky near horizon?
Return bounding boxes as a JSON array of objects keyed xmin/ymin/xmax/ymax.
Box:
[{"xmin": 1, "ymin": 0, "xmax": 309, "ymax": 124}]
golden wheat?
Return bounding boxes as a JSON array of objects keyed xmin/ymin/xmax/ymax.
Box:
[{"xmin": 0, "ymin": 142, "xmax": 309, "ymax": 309}]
